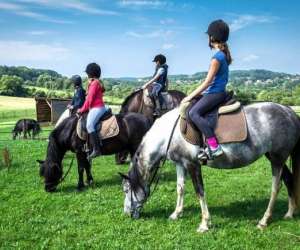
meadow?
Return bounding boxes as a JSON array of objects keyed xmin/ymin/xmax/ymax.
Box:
[{"xmin": 0, "ymin": 96, "xmax": 300, "ymax": 249}]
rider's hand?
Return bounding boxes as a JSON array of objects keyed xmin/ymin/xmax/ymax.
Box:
[{"xmin": 181, "ymin": 96, "xmax": 191, "ymax": 103}]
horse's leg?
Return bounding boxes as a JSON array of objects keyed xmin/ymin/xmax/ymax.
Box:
[
  {"xmin": 281, "ymin": 164, "xmax": 297, "ymax": 219},
  {"xmin": 258, "ymin": 159, "xmax": 283, "ymax": 229},
  {"xmin": 188, "ymin": 164, "xmax": 211, "ymax": 233},
  {"xmin": 84, "ymin": 157, "xmax": 93, "ymax": 186},
  {"xmin": 76, "ymin": 152, "xmax": 86, "ymax": 190},
  {"xmin": 169, "ymin": 164, "xmax": 186, "ymax": 220}
]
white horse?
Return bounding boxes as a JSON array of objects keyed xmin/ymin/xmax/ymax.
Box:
[{"xmin": 120, "ymin": 103, "xmax": 300, "ymax": 232}]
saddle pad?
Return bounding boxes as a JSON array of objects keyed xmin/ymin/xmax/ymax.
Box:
[
  {"xmin": 77, "ymin": 115, "xmax": 119, "ymax": 141},
  {"xmin": 180, "ymin": 108, "xmax": 248, "ymax": 145}
]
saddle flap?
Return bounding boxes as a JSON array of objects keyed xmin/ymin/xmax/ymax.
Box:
[{"xmin": 77, "ymin": 115, "xmax": 119, "ymax": 141}]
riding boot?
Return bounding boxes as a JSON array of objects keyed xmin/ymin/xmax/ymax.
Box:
[
  {"xmin": 153, "ymin": 98, "xmax": 161, "ymax": 116},
  {"xmin": 88, "ymin": 131, "xmax": 102, "ymax": 159}
]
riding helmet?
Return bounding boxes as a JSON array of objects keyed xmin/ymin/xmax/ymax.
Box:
[
  {"xmin": 206, "ymin": 19, "xmax": 230, "ymax": 42},
  {"xmin": 70, "ymin": 75, "xmax": 82, "ymax": 87},
  {"xmin": 85, "ymin": 63, "xmax": 101, "ymax": 78},
  {"xmin": 152, "ymin": 54, "xmax": 166, "ymax": 65}
]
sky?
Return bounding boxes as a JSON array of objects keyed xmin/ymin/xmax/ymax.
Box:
[{"xmin": 0, "ymin": 0, "xmax": 299, "ymax": 77}]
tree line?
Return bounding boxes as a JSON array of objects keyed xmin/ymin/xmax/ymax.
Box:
[{"xmin": 0, "ymin": 65, "xmax": 299, "ymax": 105}]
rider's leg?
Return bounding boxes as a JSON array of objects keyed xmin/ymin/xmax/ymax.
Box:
[
  {"xmin": 151, "ymin": 84, "xmax": 163, "ymax": 115},
  {"xmin": 188, "ymin": 93, "xmax": 226, "ymax": 157},
  {"xmin": 86, "ymin": 106, "xmax": 107, "ymax": 159}
]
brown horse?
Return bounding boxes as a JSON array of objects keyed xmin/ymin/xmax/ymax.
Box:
[
  {"xmin": 115, "ymin": 87, "xmax": 186, "ymax": 164},
  {"xmin": 120, "ymin": 87, "xmax": 186, "ymax": 122}
]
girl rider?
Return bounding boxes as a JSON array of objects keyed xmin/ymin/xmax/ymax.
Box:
[
  {"xmin": 181, "ymin": 20, "xmax": 232, "ymax": 159},
  {"xmin": 142, "ymin": 54, "xmax": 168, "ymax": 116}
]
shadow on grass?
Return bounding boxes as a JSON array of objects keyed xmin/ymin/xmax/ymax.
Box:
[{"xmin": 142, "ymin": 198, "xmax": 299, "ymax": 224}]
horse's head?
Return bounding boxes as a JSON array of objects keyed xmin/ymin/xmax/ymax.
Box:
[
  {"xmin": 37, "ymin": 159, "xmax": 63, "ymax": 192},
  {"xmin": 120, "ymin": 172, "xmax": 149, "ymax": 219}
]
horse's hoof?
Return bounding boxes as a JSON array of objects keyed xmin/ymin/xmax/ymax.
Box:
[
  {"xmin": 77, "ymin": 185, "xmax": 85, "ymax": 191},
  {"xmin": 257, "ymin": 222, "xmax": 267, "ymax": 230},
  {"xmin": 284, "ymin": 213, "xmax": 293, "ymax": 219},
  {"xmin": 169, "ymin": 212, "xmax": 182, "ymax": 220},
  {"xmin": 87, "ymin": 179, "xmax": 94, "ymax": 186},
  {"xmin": 197, "ymin": 225, "xmax": 209, "ymax": 233}
]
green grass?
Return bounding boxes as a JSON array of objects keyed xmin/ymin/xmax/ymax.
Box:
[{"xmin": 0, "ymin": 116, "xmax": 300, "ymax": 249}]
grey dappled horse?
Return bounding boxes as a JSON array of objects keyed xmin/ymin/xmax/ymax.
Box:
[{"xmin": 121, "ymin": 103, "xmax": 300, "ymax": 232}]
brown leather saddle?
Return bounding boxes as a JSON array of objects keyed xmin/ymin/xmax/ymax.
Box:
[
  {"xmin": 77, "ymin": 108, "xmax": 119, "ymax": 141},
  {"xmin": 180, "ymin": 92, "xmax": 248, "ymax": 145}
]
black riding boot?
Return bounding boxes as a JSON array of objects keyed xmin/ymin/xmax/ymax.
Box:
[
  {"xmin": 88, "ymin": 132, "xmax": 102, "ymax": 160},
  {"xmin": 153, "ymin": 98, "xmax": 161, "ymax": 116}
]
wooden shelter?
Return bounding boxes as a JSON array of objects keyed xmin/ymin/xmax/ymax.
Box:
[{"xmin": 35, "ymin": 97, "xmax": 71, "ymax": 124}]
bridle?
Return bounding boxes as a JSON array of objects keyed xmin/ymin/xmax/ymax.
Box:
[
  {"xmin": 128, "ymin": 115, "xmax": 180, "ymax": 215},
  {"xmin": 44, "ymin": 156, "xmax": 74, "ymax": 188}
]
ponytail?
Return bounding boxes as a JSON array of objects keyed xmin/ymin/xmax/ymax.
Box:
[
  {"xmin": 209, "ymin": 36, "xmax": 232, "ymax": 65},
  {"xmin": 218, "ymin": 42, "xmax": 232, "ymax": 65}
]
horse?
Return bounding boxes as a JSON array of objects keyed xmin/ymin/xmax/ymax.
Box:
[
  {"xmin": 120, "ymin": 103, "xmax": 300, "ymax": 232},
  {"xmin": 115, "ymin": 87, "xmax": 186, "ymax": 164},
  {"xmin": 12, "ymin": 119, "xmax": 41, "ymax": 140},
  {"xmin": 120, "ymin": 88, "xmax": 186, "ymax": 123},
  {"xmin": 37, "ymin": 112, "xmax": 151, "ymax": 192}
]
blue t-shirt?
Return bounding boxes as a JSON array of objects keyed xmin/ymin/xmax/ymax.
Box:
[{"xmin": 204, "ymin": 50, "xmax": 228, "ymax": 95}]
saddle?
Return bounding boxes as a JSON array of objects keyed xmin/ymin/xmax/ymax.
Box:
[
  {"xmin": 143, "ymin": 89, "xmax": 174, "ymax": 110},
  {"xmin": 180, "ymin": 92, "xmax": 248, "ymax": 145},
  {"xmin": 77, "ymin": 108, "xmax": 119, "ymax": 141}
]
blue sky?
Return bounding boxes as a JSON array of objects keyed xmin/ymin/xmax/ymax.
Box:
[{"xmin": 0, "ymin": 0, "xmax": 299, "ymax": 77}]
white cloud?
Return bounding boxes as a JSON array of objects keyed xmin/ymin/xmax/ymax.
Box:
[
  {"xmin": 18, "ymin": 0, "xmax": 119, "ymax": 15},
  {"xmin": 162, "ymin": 43, "xmax": 175, "ymax": 50},
  {"xmin": 230, "ymin": 14, "xmax": 276, "ymax": 32},
  {"xmin": 242, "ymin": 54, "xmax": 259, "ymax": 62},
  {"xmin": 126, "ymin": 29, "xmax": 173, "ymax": 39},
  {"xmin": 119, "ymin": 0, "xmax": 168, "ymax": 9},
  {"xmin": 0, "ymin": 1, "xmax": 73, "ymax": 23},
  {"xmin": 160, "ymin": 18, "xmax": 175, "ymax": 25},
  {"xmin": 0, "ymin": 40, "xmax": 70, "ymax": 61},
  {"xmin": 25, "ymin": 30, "xmax": 52, "ymax": 35}
]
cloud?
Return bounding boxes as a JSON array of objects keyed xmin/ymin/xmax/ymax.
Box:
[
  {"xmin": 25, "ymin": 30, "xmax": 53, "ymax": 35},
  {"xmin": 230, "ymin": 14, "xmax": 276, "ymax": 32},
  {"xmin": 162, "ymin": 43, "xmax": 175, "ymax": 50},
  {"xmin": 0, "ymin": 40, "xmax": 70, "ymax": 61},
  {"xmin": 160, "ymin": 18, "xmax": 175, "ymax": 25},
  {"xmin": 126, "ymin": 29, "xmax": 173, "ymax": 39},
  {"xmin": 18, "ymin": 0, "xmax": 119, "ymax": 15},
  {"xmin": 0, "ymin": 1, "xmax": 73, "ymax": 23},
  {"xmin": 242, "ymin": 54, "xmax": 259, "ymax": 62},
  {"xmin": 119, "ymin": 0, "xmax": 168, "ymax": 9}
]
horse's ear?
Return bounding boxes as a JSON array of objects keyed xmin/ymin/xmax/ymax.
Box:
[
  {"xmin": 36, "ymin": 159, "xmax": 44, "ymax": 164},
  {"xmin": 118, "ymin": 172, "xmax": 130, "ymax": 180}
]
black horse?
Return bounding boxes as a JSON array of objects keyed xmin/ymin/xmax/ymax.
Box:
[
  {"xmin": 38, "ymin": 112, "xmax": 151, "ymax": 192},
  {"xmin": 12, "ymin": 119, "xmax": 41, "ymax": 140}
]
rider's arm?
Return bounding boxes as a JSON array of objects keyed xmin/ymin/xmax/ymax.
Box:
[
  {"xmin": 142, "ymin": 68, "xmax": 164, "ymax": 89},
  {"xmin": 183, "ymin": 59, "xmax": 220, "ymax": 102}
]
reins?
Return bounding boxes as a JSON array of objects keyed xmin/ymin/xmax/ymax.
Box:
[
  {"xmin": 146, "ymin": 114, "xmax": 180, "ymax": 198},
  {"xmin": 59, "ymin": 155, "xmax": 75, "ymax": 184}
]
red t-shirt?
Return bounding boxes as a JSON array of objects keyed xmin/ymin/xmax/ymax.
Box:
[{"xmin": 78, "ymin": 79, "xmax": 105, "ymax": 113}]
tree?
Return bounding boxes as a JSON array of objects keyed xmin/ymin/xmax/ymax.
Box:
[{"xmin": 0, "ymin": 75, "xmax": 26, "ymax": 96}]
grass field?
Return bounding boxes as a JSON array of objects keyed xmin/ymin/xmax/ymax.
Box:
[{"xmin": 0, "ymin": 100, "xmax": 300, "ymax": 249}]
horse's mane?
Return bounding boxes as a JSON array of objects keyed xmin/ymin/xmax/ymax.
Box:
[{"xmin": 120, "ymin": 89, "xmax": 143, "ymax": 113}]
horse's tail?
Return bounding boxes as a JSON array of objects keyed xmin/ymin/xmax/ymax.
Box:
[{"xmin": 292, "ymin": 135, "xmax": 300, "ymax": 208}]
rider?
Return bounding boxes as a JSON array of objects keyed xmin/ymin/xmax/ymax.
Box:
[
  {"xmin": 181, "ymin": 19, "xmax": 232, "ymax": 159},
  {"xmin": 142, "ymin": 54, "xmax": 168, "ymax": 116},
  {"xmin": 77, "ymin": 63, "xmax": 107, "ymax": 159},
  {"xmin": 67, "ymin": 75, "xmax": 86, "ymax": 113}
]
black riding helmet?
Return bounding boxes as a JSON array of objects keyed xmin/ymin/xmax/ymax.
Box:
[
  {"xmin": 152, "ymin": 54, "xmax": 166, "ymax": 65},
  {"xmin": 85, "ymin": 63, "xmax": 101, "ymax": 78},
  {"xmin": 70, "ymin": 75, "xmax": 82, "ymax": 87},
  {"xmin": 206, "ymin": 19, "xmax": 230, "ymax": 42}
]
